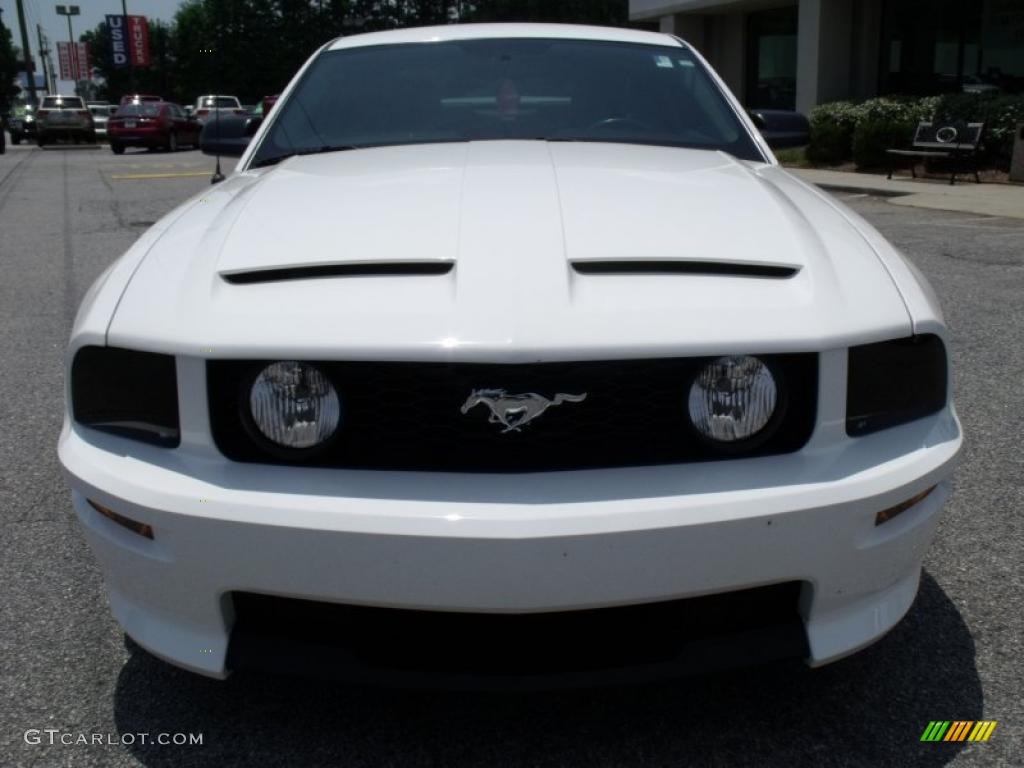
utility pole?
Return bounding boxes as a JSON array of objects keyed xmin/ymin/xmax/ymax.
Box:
[
  {"xmin": 37, "ymin": 24, "xmax": 53, "ymax": 94},
  {"xmin": 14, "ymin": 0, "xmax": 38, "ymax": 106}
]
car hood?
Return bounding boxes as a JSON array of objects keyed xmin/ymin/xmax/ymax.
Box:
[{"xmin": 108, "ymin": 141, "xmax": 912, "ymax": 359}]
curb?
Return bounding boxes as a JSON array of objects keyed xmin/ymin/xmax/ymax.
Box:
[{"xmin": 811, "ymin": 183, "xmax": 912, "ymax": 198}]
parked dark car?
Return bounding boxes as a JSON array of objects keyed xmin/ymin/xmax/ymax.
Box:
[
  {"xmin": 749, "ymin": 109, "xmax": 811, "ymax": 149},
  {"xmin": 108, "ymin": 102, "xmax": 201, "ymax": 154},
  {"xmin": 36, "ymin": 95, "xmax": 96, "ymax": 145},
  {"xmin": 6, "ymin": 105, "xmax": 38, "ymax": 144}
]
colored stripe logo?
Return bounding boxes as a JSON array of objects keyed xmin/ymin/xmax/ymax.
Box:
[{"xmin": 920, "ymin": 721, "xmax": 997, "ymax": 742}]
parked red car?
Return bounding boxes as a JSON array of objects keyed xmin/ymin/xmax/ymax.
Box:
[{"xmin": 107, "ymin": 102, "xmax": 200, "ymax": 154}]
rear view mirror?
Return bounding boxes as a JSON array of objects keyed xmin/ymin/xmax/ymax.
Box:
[
  {"xmin": 200, "ymin": 115, "xmax": 258, "ymax": 157},
  {"xmin": 749, "ymin": 110, "xmax": 810, "ymax": 149}
]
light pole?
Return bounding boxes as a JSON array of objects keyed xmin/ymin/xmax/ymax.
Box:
[
  {"xmin": 55, "ymin": 4, "xmax": 79, "ymax": 46},
  {"xmin": 55, "ymin": 5, "xmax": 80, "ymax": 93}
]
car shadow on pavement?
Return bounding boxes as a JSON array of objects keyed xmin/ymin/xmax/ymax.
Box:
[{"xmin": 113, "ymin": 571, "xmax": 980, "ymax": 768}]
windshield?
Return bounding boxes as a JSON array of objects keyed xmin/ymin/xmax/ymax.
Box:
[
  {"xmin": 250, "ymin": 38, "xmax": 763, "ymax": 168},
  {"xmin": 201, "ymin": 97, "xmax": 238, "ymax": 108},
  {"xmin": 42, "ymin": 96, "xmax": 85, "ymax": 109},
  {"xmin": 117, "ymin": 104, "xmax": 162, "ymax": 117}
]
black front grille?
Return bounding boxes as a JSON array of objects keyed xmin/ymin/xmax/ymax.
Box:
[
  {"xmin": 226, "ymin": 583, "xmax": 809, "ymax": 688},
  {"xmin": 208, "ymin": 355, "xmax": 817, "ymax": 472}
]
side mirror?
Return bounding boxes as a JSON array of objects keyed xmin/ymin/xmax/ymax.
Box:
[
  {"xmin": 200, "ymin": 115, "xmax": 255, "ymax": 157},
  {"xmin": 749, "ymin": 109, "xmax": 810, "ymax": 149}
]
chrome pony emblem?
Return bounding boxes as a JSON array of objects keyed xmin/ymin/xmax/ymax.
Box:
[{"xmin": 460, "ymin": 389, "xmax": 587, "ymax": 433}]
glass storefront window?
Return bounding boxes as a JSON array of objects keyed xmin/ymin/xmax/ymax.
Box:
[
  {"xmin": 880, "ymin": 0, "xmax": 1023, "ymax": 94},
  {"xmin": 746, "ymin": 7, "xmax": 798, "ymax": 110},
  {"xmin": 981, "ymin": 1, "xmax": 1024, "ymax": 82}
]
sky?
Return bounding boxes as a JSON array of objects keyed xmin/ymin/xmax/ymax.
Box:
[{"xmin": 1, "ymin": 0, "xmax": 183, "ymax": 92}]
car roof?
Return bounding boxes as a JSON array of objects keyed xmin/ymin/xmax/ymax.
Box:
[{"xmin": 326, "ymin": 23, "xmax": 679, "ymax": 52}]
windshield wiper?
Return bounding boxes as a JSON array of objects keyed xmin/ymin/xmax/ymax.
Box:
[{"xmin": 251, "ymin": 144, "xmax": 363, "ymax": 169}]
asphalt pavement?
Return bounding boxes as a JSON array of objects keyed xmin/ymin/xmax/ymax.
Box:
[{"xmin": 0, "ymin": 142, "xmax": 1021, "ymax": 768}]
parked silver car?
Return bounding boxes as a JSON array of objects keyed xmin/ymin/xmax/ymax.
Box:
[
  {"xmin": 37, "ymin": 95, "xmax": 95, "ymax": 145},
  {"xmin": 88, "ymin": 103, "xmax": 118, "ymax": 139}
]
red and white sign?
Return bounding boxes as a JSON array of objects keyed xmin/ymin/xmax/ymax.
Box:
[
  {"xmin": 57, "ymin": 41, "xmax": 91, "ymax": 81},
  {"xmin": 127, "ymin": 15, "xmax": 150, "ymax": 67}
]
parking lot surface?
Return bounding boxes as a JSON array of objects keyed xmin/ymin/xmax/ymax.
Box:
[{"xmin": 1, "ymin": 143, "xmax": 1021, "ymax": 767}]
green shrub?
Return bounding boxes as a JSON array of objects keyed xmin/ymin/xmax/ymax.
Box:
[
  {"xmin": 806, "ymin": 92, "xmax": 1024, "ymax": 171},
  {"xmin": 932, "ymin": 93, "xmax": 1024, "ymax": 165},
  {"xmin": 853, "ymin": 119, "xmax": 912, "ymax": 169},
  {"xmin": 807, "ymin": 100, "xmax": 859, "ymax": 165}
]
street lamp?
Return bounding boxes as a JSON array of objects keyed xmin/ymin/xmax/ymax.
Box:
[{"xmin": 55, "ymin": 4, "xmax": 79, "ymax": 45}]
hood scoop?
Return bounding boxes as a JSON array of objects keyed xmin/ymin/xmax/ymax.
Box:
[
  {"xmin": 221, "ymin": 261, "xmax": 454, "ymax": 285},
  {"xmin": 571, "ymin": 260, "xmax": 800, "ymax": 279}
]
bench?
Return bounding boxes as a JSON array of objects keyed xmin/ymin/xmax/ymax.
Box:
[{"xmin": 886, "ymin": 121, "xmax": 984, "ymax": 185}]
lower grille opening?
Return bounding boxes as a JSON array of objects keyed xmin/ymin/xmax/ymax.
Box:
[{"xmin": 226, "ymin": 583, "xmax": 809, "ymax": 688}]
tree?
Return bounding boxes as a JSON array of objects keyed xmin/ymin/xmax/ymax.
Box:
[
  {"xmin": 81, "ymin": 20, "xmax": 175, "ymax": 102},
  {"xmin": 74, "ymin": 0, "xmax": 634, "ymax": 108},
  {"xmin": 465, "ymin": 0, "xmax": 629, "ymax": 25},
  {"xmin": 0, "ymin": 19, "xmax": 21, "ymax": 113}
]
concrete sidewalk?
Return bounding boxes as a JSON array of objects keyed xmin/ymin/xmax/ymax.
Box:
[{"xmin": 788, "ymin": 167, "xmax": 1024, "ymax": 220}]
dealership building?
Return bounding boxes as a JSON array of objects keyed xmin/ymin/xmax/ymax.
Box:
[{"xmin": 630, "ymin": 0, "xmax": 1024, "ymax": 113}]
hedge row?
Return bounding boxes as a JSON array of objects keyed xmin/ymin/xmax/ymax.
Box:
[{"xmin": 806, "ymin": 93, "xmax": 1024, "ymax": 170}]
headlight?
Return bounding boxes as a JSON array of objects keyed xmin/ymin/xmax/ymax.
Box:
[
  {"xmin": 24, "ymin": 115, "xmax": 34, "ymax": 123},
  {"xmin": 249, "ymin": 361, "xmax": 341, "ymax": 449},
  {"xmin": 847, "ymin": 334, "xmax": 946, "ymax": 436},
  {"xmin": 688, "ymin": 355, "xmax": 778, "ymax": 442},
  {"xmin": 71, "ymin": 346, "xmax": 180, "ymax": 446}
]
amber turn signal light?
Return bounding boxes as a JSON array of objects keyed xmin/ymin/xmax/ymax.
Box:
[
  {"xmin": 87, "ymin": 499, "xmax": 154, "ymax": 539},
  {"xmin": 875, "ymin": 486, "xmax": 936, "ymax": 526}
]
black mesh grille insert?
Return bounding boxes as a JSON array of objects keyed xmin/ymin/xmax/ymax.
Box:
[
  {"xmin": 208, "ymin": 355, "xmax": 817, "ymax": 472},
  {"xmin": 226, "ymin": 583, "xmax": 809, "ymax": 687}
]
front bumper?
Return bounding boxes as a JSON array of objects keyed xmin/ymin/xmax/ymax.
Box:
[{"xmin": 59, "ymin": 396, "xmax": 961, "ymax": 681}]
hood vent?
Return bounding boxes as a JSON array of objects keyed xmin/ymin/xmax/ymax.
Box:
[
  {"xmin": 572, "ymin": 260, "xmax": 799, "ymax": 279},
  {"xmin": 222, "ymin": 262, "xmax": 454, "ymax": 285}
]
